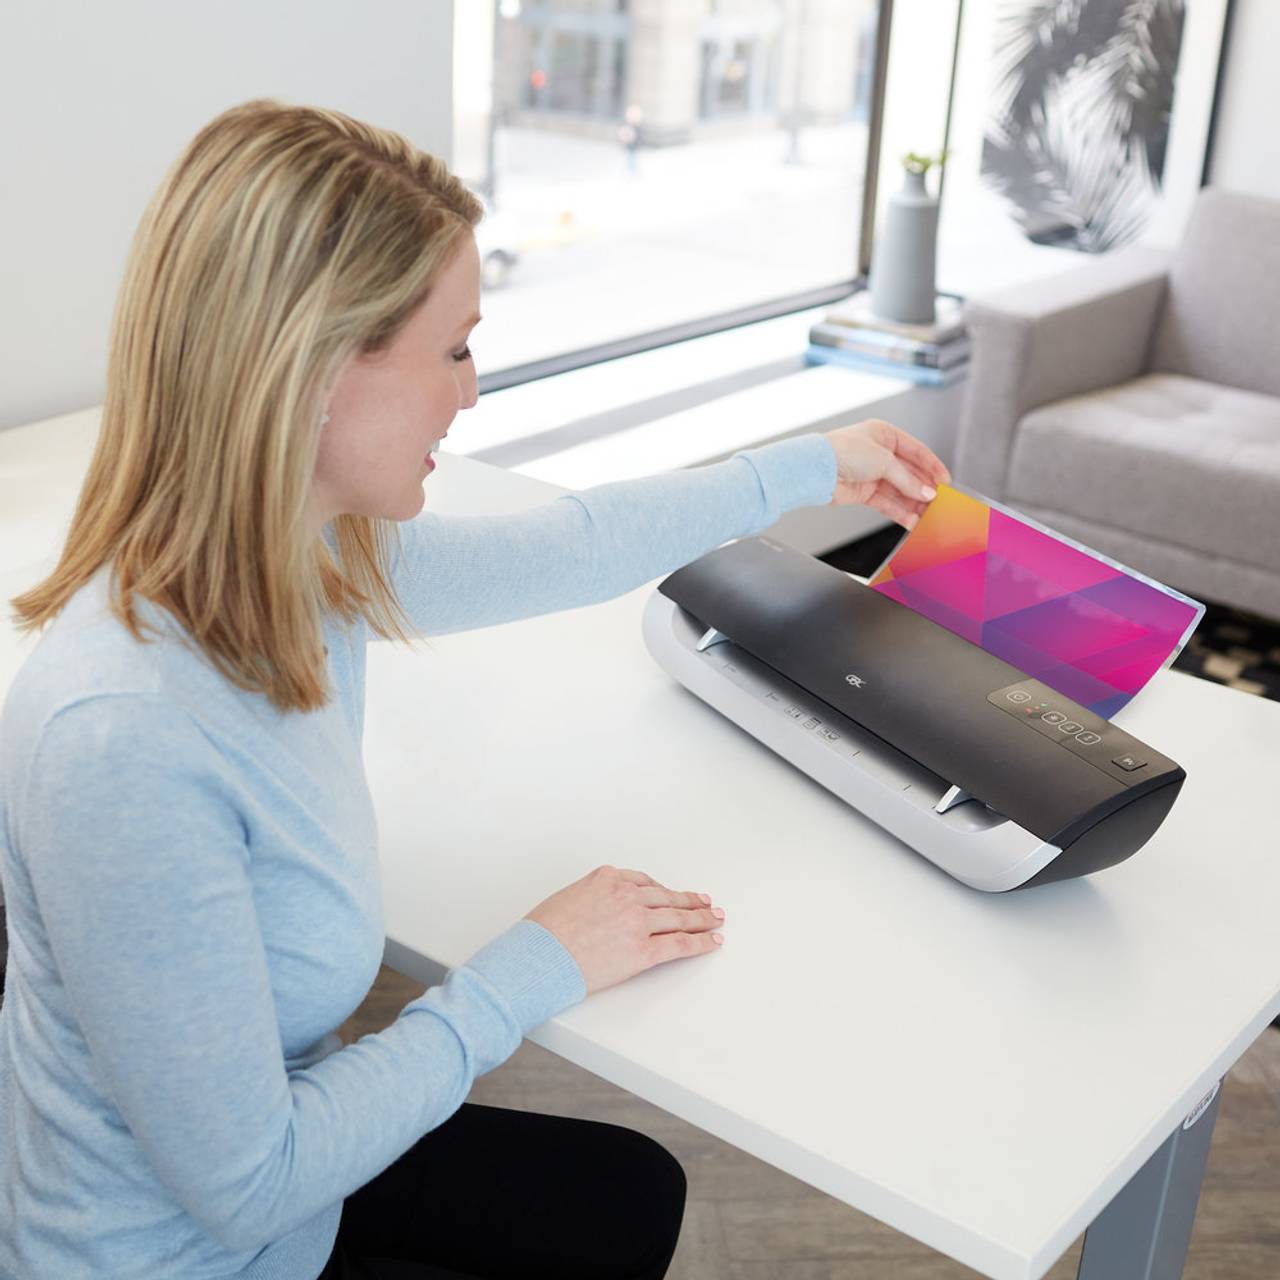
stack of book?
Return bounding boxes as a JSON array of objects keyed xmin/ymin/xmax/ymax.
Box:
[{"xmin": 805, "ymin": 291, "xmax": 969, "ymax": 386}]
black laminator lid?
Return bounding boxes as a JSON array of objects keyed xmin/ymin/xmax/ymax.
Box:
[{"xmin": 659, "ymin": 536, "xmax": 1183, "ymax": 848}]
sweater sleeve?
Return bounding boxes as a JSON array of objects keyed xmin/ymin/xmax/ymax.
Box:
[
  {"xmin": 17, "ymin": 694, "xmax": 585, "ymax": 1256},
  {"xmin": 381, "ymin": 432, "xmax": 837, "ymax": 637}
]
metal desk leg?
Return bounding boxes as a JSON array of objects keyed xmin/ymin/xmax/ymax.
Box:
[{"xmin": 1077, "ymin": 1081, "xmax": 1223, "ymax": 1280}]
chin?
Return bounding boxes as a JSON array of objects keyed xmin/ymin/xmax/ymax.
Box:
[
  {"xmin": 401, "ymin": 483, "xmax": 428, "ymax": 520},
  {"xmin": 374, "ymin": 480, "xmax": 428, "ymax": 523}
]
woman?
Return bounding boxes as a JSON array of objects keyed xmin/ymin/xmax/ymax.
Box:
[{"xmin": 0, "ymin": 99, "xmax": 948, "ymax": 1280}]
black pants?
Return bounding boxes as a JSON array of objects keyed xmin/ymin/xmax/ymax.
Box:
[{"xmin": 315, "ymin": 1102, "xmax": 687, "ymax": 1280}]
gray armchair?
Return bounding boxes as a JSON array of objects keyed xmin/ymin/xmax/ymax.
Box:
[{"xmin": 955, "ymin": 186, "xmax": 1280, "ymax": 622}]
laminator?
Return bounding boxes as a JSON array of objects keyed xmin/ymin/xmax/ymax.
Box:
[{"xmin": 642, "ymin": 535, "xmax": 1186, "ymax": 892}]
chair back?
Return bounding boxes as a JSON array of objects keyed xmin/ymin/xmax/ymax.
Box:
[{"xmin": 1150, "ymin": 186, "xmax": 1280, "ymax": 398}]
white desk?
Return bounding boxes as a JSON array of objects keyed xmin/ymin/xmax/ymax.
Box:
[
  {"xmin": 4, "ymin": 418, "xmax": 1279, "ymax": 1280},
  {"xmin": 362, "ymin": 454, "xmax": 1280, "ymax": 1280}
]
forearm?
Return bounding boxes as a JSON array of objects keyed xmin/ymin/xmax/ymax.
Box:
[
  {"xmin": 385, "ymin": 433, "xmax": 837, "ymax": 637},
  {"xmin": 194, "ymin": 920, "xmax": 582, "ymax": 1252}
]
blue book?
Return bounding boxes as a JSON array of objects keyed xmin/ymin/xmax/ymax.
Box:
[{"xmin": 804, "ymin": 343, "xmax": 968, "ymax": 386}]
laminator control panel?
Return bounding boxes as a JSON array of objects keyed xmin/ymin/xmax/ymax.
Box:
[{"xmin": 987, "ymin": 678, "xmax": 1170, "ymax": 787}]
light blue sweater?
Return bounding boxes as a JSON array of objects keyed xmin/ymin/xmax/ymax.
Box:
[{"xmin": 0, "ymin": 433, "xmax": 836, "ymax": 1280}]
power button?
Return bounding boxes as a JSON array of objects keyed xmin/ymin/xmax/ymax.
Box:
[{"xmin": 1112, "ymin": 754, "xmax": 1147, "ymax": 772}]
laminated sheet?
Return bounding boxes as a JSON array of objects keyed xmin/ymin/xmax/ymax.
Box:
[{"xmin": 868, "ymin": 485, "xmax": 1205, "ymax": 718}]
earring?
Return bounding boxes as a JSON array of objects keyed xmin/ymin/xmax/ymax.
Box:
[{"xmin": 321, "ymin": 411, "xmax": 332, "ymax": 426}]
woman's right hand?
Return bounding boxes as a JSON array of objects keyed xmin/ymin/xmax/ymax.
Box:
[
  {"xmin": 824, "ymin": 418, "xmax": 950, "ymax": 528},
  {"xmin": 524, "ymin": 865, "xmax": 724, "ymax": 996}
]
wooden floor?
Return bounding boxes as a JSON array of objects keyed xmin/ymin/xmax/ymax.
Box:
[{"xmin": 338, "ymin": 967, "xmax": 1280, "ymax": 1280}]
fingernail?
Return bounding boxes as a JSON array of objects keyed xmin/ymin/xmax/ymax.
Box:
[
  {"xmin": 712, "ymin": 933, "xmax": 724, "ymax": 945},
  {"xmin": 711, "ymin": 907, "xmax": 725, "ymax": 920},
  {"xmin": 699, "ymin": 893, "xmax": 711, "ymax": 905},
  {"xmin": 922, "ymin": 485, "xmax": 937, "ymax": 500}
]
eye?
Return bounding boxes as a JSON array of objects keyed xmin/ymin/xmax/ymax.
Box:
[{"xmin": 451, "ymin": 345, "xmax": 473, "ymax": 364}]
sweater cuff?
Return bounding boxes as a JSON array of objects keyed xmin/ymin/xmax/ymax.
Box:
[
  {"xmin": 459, "ymin": 919, "xmax": 587, "ymax": 1036},
  {"xmin": 731, "ymin": 433, "xmax": 837, "ymax": 528}
]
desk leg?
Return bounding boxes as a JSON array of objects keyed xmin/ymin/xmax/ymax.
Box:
[
  {"xmin": 383, "ymin": 937, "xmax": 448, "ymax": 988},
  {"xmin": 1076, "ymin": 1081, "xmax": 1222, "ymax": 1280}
]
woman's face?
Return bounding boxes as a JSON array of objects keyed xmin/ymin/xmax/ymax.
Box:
[{"xmin": 309, "ymin": 233, "xmax": 481, "ymax": 531}]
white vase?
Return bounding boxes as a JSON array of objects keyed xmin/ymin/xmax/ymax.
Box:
[{"xmin": 868, "ymin": 168, "xmax": 939, "ymax": 324}]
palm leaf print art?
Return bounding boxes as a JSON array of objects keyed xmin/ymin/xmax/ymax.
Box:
[{"xmin": 981, "ymin": 0, "xmax": 1187, "ymax": 251}]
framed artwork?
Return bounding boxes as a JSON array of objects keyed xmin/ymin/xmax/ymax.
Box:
[{"xmin": 939, "ymin": 0, "xmax": 1233, "ymax": 256}]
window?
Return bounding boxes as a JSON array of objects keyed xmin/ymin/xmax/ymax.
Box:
[
  {"xmin": 453, "ymin": 0, "xmax": 886, "ymax": 388},
  {"xmin": 700, "ymin": 33, "xmax": 773, "ymax": 119}
]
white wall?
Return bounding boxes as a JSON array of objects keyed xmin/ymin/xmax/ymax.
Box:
[
  {"xmin": 1207, "ymin": 0, "xmax": 1280, "ymax": 200},
  {"xmin": 0, "ymin": 1, "xmax": 455, "ymax": 432}
]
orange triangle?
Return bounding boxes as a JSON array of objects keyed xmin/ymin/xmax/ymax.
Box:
[{"xmin": 886, "ymin": 485, "xmax": 989, "ymax": 580}]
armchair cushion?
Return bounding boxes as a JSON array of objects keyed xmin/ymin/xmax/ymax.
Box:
[{"xmin": 1007, "ymin": 372, "xmax": 1280, "ymax": 575}]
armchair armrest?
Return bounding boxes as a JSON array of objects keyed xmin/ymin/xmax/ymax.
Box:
[{"xmin": 954, "ymin": 246, "xmax": 1172, "ymax": 498}]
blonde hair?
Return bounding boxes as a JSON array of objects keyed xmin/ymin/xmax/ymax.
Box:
[{"xmin": 10, "ymin": 98, "xmax": 482, "ymax": 712}]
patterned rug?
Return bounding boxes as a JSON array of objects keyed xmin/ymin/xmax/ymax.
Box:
[{"xmin": 819, "ymin": 526, "xmax": 1280, "ymax": 705}]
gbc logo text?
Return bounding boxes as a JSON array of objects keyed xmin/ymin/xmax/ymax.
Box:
[{"xmin": 845, "ymin": 674, "xmax": 866, "ymax": 688}]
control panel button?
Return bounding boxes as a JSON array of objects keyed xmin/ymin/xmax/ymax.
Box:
[
  {"xmin": 1112, "ymin": 754, "xmax": 1146, "ymax": 772},
  {"xmin": 1076, "ymin": 731, "xmax": 1102, "ymax": 745},
  {"xmin": 803, "ymin": 716, "xmax": 821, "ymax": 730},
  {"xmin": 1058, "ymin": 721, "xmax": 1084, "ymax": 734},
  {"xmin": 1041, "ymin": 712, "xmax": 1066, "ymax": 726},
  {"xmin": 1006, "ymin": 691, "xmax": 1031, "ymax": 704}
]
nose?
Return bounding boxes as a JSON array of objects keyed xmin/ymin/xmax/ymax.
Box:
[{"xmin": 457, "ymin": 361, "xmax": 478, "ymax": 412}]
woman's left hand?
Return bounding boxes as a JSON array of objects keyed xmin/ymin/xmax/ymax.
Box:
[{"xmin": 823, "ymin": 418, "xmax": 951, "ymax": 529}]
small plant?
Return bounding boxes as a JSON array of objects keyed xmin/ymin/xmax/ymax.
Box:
[{"xmin": 902, "ymin": 150, "xmax": 948, "ymax": 176}]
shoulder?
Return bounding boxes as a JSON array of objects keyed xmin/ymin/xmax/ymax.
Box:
[
  {"xmin": 0, "ymin": 686, "xmax": 239, "ymax": 894},
  {"xmin": 1, "ymin": 568, "xmax": 225, "ymax": 780}
]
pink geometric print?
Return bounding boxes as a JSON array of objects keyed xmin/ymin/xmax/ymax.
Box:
[{"xmin": 868, "ymin": 486, "xmax": 1203, "ymax": 717}]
